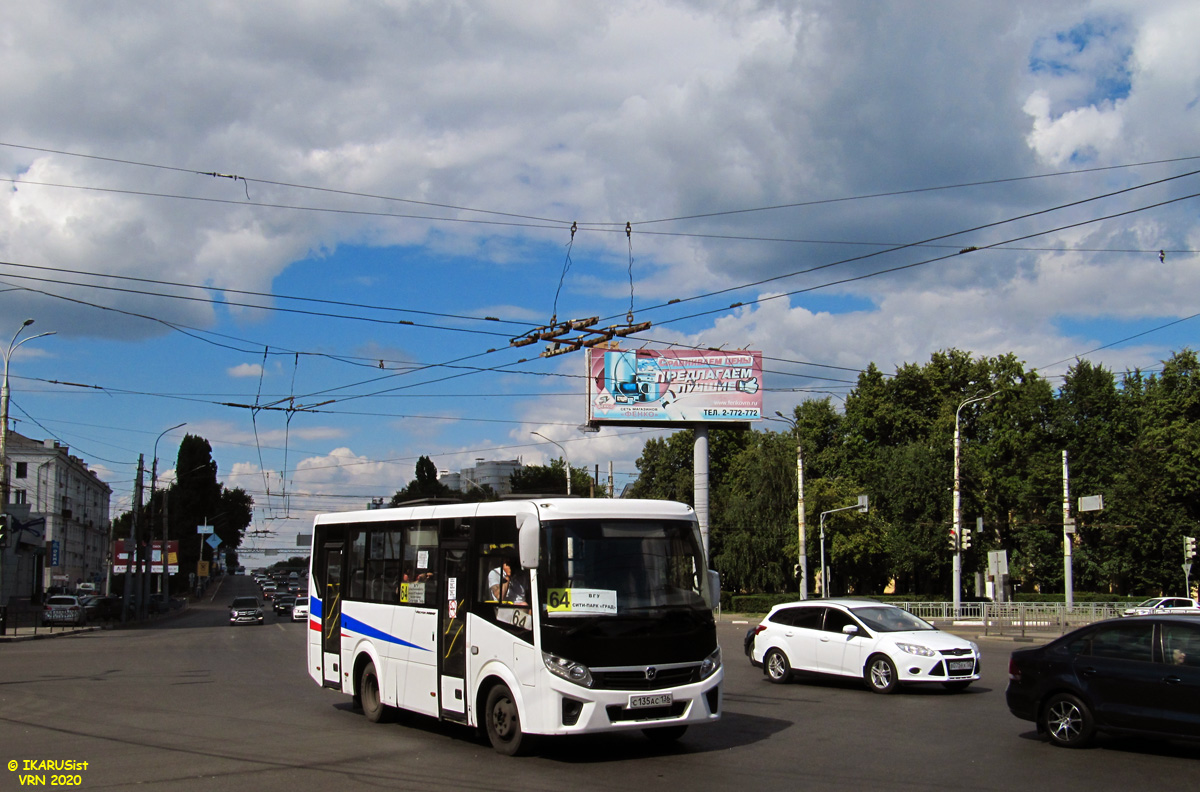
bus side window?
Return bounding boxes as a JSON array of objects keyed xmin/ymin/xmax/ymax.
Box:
[
  {"xmin": 407, "ymin": 522, "xmax": 438, "ymax": 605},
  {"xmin": 474, "ymin": 515, "xmax": 530, "ymax": 636}
]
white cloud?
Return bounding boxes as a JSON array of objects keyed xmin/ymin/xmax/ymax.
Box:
[{"xmin": 228, "ymin": 363, "xmax": 264, "ymax": 378}]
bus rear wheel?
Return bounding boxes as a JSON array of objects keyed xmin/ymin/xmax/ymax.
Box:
[
  {"xmin": 360, "ymin": 661, "xmax": 389, "ymax": 723},
  {"xmin": 484, "ymin": 684, "xmax": 529, "ymax": 756}
]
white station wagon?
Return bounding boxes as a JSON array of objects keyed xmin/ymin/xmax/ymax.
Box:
[{"xmin": 748, "ymin": 599, "xmax": 980, "ymax": 693}]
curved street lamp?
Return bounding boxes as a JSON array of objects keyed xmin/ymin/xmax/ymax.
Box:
[
  {"xmin": 531, "ymin": 431, "xmax": 570, "ymax": 495},
  {"xmin": 2, "ymin": 320, "xmax": 56, "ymax": 507},
  {"xmin": 152, "ymin": 423, "xmax": 187, "ymax": 604},
  {"xmin": 952, "ymin": 391, "xmax": 999, "ymax": 614},
  {"xmin": 818, "ymin": 496, "xmax": 868, "ymax": 598},
  {"xmin": 1, "ymin": 320, "xmax": 54, "ymax": 617}
]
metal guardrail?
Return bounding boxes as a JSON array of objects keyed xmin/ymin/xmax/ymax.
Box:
[{"xmin": 897, "ymin": 601, "xmax": 1127, "ymax": 637}]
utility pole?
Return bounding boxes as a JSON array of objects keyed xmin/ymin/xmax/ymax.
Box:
[
  {"xmin": 122, "ymin": 455, "xmax": 144, "ymax": 622},
  {"xmin": 694, "ymin": 426, "xmax": 710, "ymax": 559},
  {"xmin": 795, "ymin": 441, "xmax": 807, "ymax": 599},
  {"xmin": 773, "ymin": 411, "xmax": 807, "ymax": 599},
  {"xmin": 1063, "ymin": 450, "xmax": 1074, "ymax": 608}
]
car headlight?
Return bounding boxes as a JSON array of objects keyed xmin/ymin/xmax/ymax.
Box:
[
  {"xmin": 700, "ymin": 646, "xmax": 722, "ymax": 679},
  {"xmin": 895, "ymin": 643, "xmax": 937, "ymax": 657},
  {"xmin": 967, "ymin": 640, "xmax": 980, "ymax": 657},
  {"xmin": 542, "ymin": 651, "xmax": 594, "ymax": 687}
]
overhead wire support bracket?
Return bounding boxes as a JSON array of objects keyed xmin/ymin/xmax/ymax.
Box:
[
  {"xmin": 541, "ymin": 319, "xmax": 652, "ymax": 358},
  {"xmin": 509, "ymin": 316, "xmax": 600, "ymax": 348}
]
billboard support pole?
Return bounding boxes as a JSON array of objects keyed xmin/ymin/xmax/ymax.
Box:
[{"xmin": 694, "ymin": 425, "xmax": 710, "ymax": 559}]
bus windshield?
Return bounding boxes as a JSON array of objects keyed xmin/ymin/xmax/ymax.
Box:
[{"xmin": 540, "ymin": 518, "xmax": 707, "ymax": 614}]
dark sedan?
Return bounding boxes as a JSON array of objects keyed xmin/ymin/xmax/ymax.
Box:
[
  {"xmin": 273, "ymin": 594, "xmax": 296, "ymax": 615},
  {"xmin": 1006, "ymin": 615, "xmax": 1200, "ymax": 747}
]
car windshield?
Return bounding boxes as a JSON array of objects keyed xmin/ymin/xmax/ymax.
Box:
[
  {"xmin": 232, "ymin": 597, "xmax": 258, "ymax": 608},
  {"xmin": 294, "ymin": 598, "xmax": 307, "ymax": 606},
  {"xmin": 47, "ymin": 596, "xmax": 76, "ymax": 606},
  {"xmin": 1134, "ymin": 598, "xmax": 1162, "ymax": 607},
  {"xmin": 851, "ymin": 606, "xmax": 935, "ymax": 632}
]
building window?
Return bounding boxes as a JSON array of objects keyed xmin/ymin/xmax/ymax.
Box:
[
  {"xmin": 13, "ymin": 489, "xmax": 27, "ymax": 505},
  {"xmin": 15, "ymin": 462, "xmax": 27, "ymax": 478}
]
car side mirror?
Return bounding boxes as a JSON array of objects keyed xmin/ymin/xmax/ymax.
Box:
[{"xmin": 842, "ymin": 624, "xmax": 858, "ymax": 636}]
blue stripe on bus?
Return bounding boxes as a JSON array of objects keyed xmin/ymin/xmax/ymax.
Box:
[
  {"xmin": 340, "ymin": 613, "xmax": 432, "ymax": 652},
  {"xmin": 308, "ymin": 595, "xmax": 430, "ymax": 653}
]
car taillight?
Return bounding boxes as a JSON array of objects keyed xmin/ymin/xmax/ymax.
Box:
[
  {"xmin": 1008, "ymin": 657, "xmax": 1021, "ymax": 682},
  {"xmin": 753, "ymin": 624, "xmax": 768, "ymax": 637}
]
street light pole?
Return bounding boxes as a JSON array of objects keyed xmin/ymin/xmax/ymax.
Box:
[
  {"xmin": 774, "ymin": 411, "xmax": 808, "ymax": 599},
  {"xmin": 2, "ymin": 320, "xmax": 56, "ymax": 507},
  {"xmin": 953, "ymin": 391, "xmax": 998, "ymax": 615},
  {"xmin": 151, "ymin": 423, "xmax": 186, "ymax": 604},
  {"xmin": 818, "ymin": 497, "xmax": 868, "ymax": 598},
  {"xmin": 1, "ymin": 320, "xmax": 55, "ymax": 614},
  {"xmin": 531, "ymin": 432, "xmax": 571, "ymax": 495}
]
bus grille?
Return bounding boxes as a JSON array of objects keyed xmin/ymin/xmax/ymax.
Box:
[
  {"xmin": 591, "ymin": 665, "xmax": 700, "ymax": 691},
  {"xmin": 606, "ymin": 702, "xmax": 689, "ymax": 722}
]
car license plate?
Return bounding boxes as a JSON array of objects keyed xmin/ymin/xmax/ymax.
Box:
[
  {"xmin": 629, "ymin": 693, "xmax": 672, "ymax": 709},
  {"xmin": 948, "ymin": 660, "xmax": 974, "ymax": 672}
]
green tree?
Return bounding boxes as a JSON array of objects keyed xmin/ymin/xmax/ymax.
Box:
[
  {"xmin": 129, "ymin": 434, "xmax": 255, "ymax": 592},
  {"xmin": 509, "ymin": 459, "xmax": 591, "ymax": 495},
  {"xmin": 390, "ymin": 456, "xmax": 455, "ymax": 504}
]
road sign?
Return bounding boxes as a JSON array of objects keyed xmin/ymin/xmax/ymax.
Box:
[
  {"xmin": 1185, "ymin": 563, "xmax": 1193, "ymax": 575},
  {"xmin": 206, "ymin": 533, "xmax": 221, "ymax": 550},
  {"xmin": 197, "ymin": 525, "xmax": 214, "ymax": 535}
]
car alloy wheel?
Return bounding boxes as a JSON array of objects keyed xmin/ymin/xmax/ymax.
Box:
[
  {"xmin": 765, "ymin": 649, "xmax": 791, "ymax": 684},
  {"xmin": 1042, "ymin": 693, "xmax": 1094, "ymax": 748},
  {"xmin": 865, "ymin": 654, "xmax": 898, "ymax": 694}
]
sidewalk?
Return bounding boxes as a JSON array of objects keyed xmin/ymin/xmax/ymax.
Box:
[{"xmin": 0, "ymin": 600, "xmax": 191, "ymax": 642}]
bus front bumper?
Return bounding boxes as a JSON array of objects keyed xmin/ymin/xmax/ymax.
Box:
[{"xmin": 536, "ymin": 667, "xmax": 723, "ymax": 735}]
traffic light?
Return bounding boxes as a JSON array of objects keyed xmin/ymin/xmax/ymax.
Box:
[
  {"xmin": 1185, "ymin": 536, "xmax": 1196, "ymax": 559},
  {"xmin": 948, "ymin": 527, "xmax": 958, "ymax": 551},
  {"xmin": 961, "ymin": 524, "xmax": 972, "ymax": 550}
]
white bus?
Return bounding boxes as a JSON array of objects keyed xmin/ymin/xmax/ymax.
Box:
[{"xmin": 306, "ymin": 497, "xmax": 723, "ymax": 754}]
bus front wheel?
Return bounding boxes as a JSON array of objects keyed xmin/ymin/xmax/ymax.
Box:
[{"xmin": 484, "ymin": 684, "xmax": 529, "ymax": 756}]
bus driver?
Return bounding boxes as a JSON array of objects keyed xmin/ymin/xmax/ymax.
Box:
[{"xmin": 488, "ymin": 560, "xmax": 527, "ymax": 605}]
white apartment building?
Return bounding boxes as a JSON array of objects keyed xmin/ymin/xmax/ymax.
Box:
[
  {"xmin": 2, "ymin": 432, "xmax": 112, "ymax": 603},
  {"xmin": 439, "ymin": 459, "xmax": 523, "ymax": 496}
]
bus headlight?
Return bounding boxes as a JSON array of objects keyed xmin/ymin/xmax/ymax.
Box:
[
  {"xmin": 542, "ymin": 651, "xmax": 594, "ymax": 688},
  {"xmin": 700, "ymin": 646, "xmax": 722, "ymax": 679}
]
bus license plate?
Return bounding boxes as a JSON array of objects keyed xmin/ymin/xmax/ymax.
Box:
[
  {"xmin": 629, "ymin": 693, "xmax": 672, "ymax": 709},
  {"xmin": 948, "ymin": 660, "xmax": 974, "ymax": 672}
]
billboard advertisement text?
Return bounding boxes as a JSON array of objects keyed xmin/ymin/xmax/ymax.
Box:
[{"xmin": 587, "ymin": 348, "xmax": 762, "ymax": 425}]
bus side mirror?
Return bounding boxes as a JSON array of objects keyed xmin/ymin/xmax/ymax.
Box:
[
  {"xmin": 706, "ymin": 570, "xmax": 721, "ymax": 609},
  {"xmin": 517, "ymin": 513, "xmax": 539, "ymax": 570}
]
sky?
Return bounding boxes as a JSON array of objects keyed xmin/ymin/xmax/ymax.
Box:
[{"xmin": 2, "ymin": 1, "xmax": 1199, "ymax": 558}]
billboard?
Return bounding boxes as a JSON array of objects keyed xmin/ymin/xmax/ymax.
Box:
[
  {"xmin": 587, "ymin": 348, "xmax": 762, "ymax": 425},
  {"xmin": 113, "ymin": 540, "xmax": 179, "ymax": 574}
]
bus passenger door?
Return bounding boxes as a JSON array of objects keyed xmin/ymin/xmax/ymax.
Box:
[
  {"xmin": 321, "ymin": 544, "xmax": 344, "ymax": 689},
  {"xmin": 439, "ymin": 545, "xmax": 469, "ymax": 722}
]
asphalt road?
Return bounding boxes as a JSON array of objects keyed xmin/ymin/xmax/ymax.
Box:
[{"xmin": 1, "ymin": 577, "xmax": 1197, "ymax": 791}]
